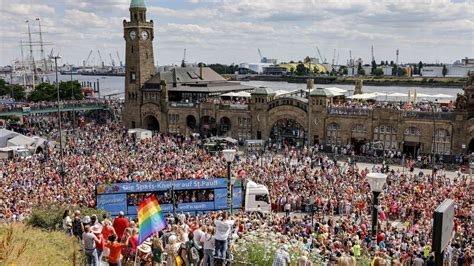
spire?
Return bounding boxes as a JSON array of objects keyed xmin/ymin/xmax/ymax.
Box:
[{"xmin": 130, "ymin": 0, "xmax": 146, "ymax": 8}]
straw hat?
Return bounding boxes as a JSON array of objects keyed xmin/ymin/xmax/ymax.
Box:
[
  {"xmin": 143, "ymin": 239, "xmax": 152, "ymax": 246},
  {"xmin": 91, "ymin": 224, "xmax": 103, "ymax": 234},
  {"xmin": 138, "ymin": 244, "xmax": 151, "ymax": 254}
]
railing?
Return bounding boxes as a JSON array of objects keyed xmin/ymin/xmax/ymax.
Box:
[
  {"xmin": 219, "ymin": 104, "xmax": 249, "ymax": 110},
  {"xmin": 402, "ymin": 111, "xmax": 456, "ymax": 120},
  {"xmin": 327, "ymin": 107, "xmax": 370, "ymax": 116},
  {"xmin": 170, "ymin": 102, "xmax": 195, "ymax": 108},
  {"xmin": 0, "ymin": 101, "xmax": 108, "ymax": 114}
]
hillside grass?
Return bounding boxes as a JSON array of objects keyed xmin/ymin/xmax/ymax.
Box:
[{"xmin": 0, "ymin": 223, "xmax": 81, "ymax": 265}]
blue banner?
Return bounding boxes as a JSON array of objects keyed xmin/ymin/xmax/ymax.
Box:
[
  {"xmin": 97, "ymin": 178, "xmax": 228, "ymax": 194},
  {"xmin": 233, "ymin": 187, "xmax": 242, "ymax": 209},
  {"xmin": 97, "ymin": 194, "xmax": 127, "ymax": 215},
  {"xmin": 127, "ymin": 202, "xmax": 217, "ymax": 215}
]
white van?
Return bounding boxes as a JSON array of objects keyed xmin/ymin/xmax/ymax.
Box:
[
  {"xmin": 243, "ymin": 180, "xmax": 271, "ymax": 213},
  {"xmin": 0, "ymin": 146, "xmax": 32, "ymax": 160}
]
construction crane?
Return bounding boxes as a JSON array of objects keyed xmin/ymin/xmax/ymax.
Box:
[
  {"xmin": 332, "ymin": 48, "xmax": 336, "ymax": 66},
  {"xmin": 84, "ymin": 50, "xmax": 93, "ymax": 67},
  {"xmin": 181, "ymin": 48, "xmax": 186, "ymax": 67},
  {"xmin": 336, "ymin": 52, "xmax": 340, "ymax": 66},
  {"xmin": 116, "ymin": 51, "xmax": 122, "ymax": 67},
  {"xmin": 97, "ymin": 50, "xmax": 104, "ymax": 67},
  {"xmin": 258, "ymin": 48, "xmax": 263, "ymax": 62},
  {"xmin": 349, "ymin": 50, "xmax": 353, "ymax": 66},
  {"xmin": 316, "ymin": 47, "xmax": 326, "ymax": 64},
  {"xmin": 109, "ymin": 53, "xmax": 115, "ymax": 67}
]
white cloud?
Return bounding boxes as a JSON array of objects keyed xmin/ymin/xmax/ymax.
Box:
[{"xmin": 0, "ymin": 0, "xmax": 473, "ymax": 66}]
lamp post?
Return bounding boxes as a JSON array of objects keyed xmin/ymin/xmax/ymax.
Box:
[
  {"xmin": 431, "ymin": 99, "xmax": 438, "ymax": 166},
  {"xmin": 367, "ymin": 173, "xmax": 387, "ymax": 238},
  {"xmin": 223, "ymin": 149, "xmax": 236, "ymax": 213},
  {"xmin": 50, "ymin": 55, "xmax": 64, "ymax": 186}
]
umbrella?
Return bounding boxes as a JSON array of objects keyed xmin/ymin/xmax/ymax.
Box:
[
  {"xmin": 387, "ymin": 93, "xmax": 408, "ymax": 97},
  {"xmin": 431, "ymin": 94, "xmax": 454, "ymax": 98}
]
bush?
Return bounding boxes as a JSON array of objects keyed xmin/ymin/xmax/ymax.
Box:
[
  {"xmin": 27, "ymin": 204, "xmax": 108, "ymax": 230},
  {"xmin": 0, "ymin": 223, "xmax": 82, "ymax": 265}
]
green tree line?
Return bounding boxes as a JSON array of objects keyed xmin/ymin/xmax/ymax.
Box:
[{"xmin": 0, "ymin": 78, "xmax": 84, "ymax": 102}]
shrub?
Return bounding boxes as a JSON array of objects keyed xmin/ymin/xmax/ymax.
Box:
[{"xmin": 27, "ymin": 204, "xmax": 108, "ymax": 230}]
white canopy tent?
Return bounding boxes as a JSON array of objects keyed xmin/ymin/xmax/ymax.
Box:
[
  {"xmin": 347, "ymin": 93, "xmax": 378, "ymax": 100},
  {"xmin": 220, "ymin": 91, "xmax": 252, "ymax": 98}
]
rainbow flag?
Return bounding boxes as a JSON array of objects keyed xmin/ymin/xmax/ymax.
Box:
[{"xmin": 138, "ymin": 195, "xmax": 167, "ymax": 245}]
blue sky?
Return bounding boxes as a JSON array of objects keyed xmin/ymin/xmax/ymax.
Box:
[{"xmin": 0, "ymin": 0, "xmax": 473, "ymax": 66}]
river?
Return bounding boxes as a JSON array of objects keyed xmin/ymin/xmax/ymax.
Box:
[{"xmin": 51, "ymin": 74, "xmax": 463, "ymax": 99}]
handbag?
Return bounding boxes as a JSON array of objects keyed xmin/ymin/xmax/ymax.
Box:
[{"xmin": 176, "ymin": 255, "xmax": 183, "ymax": 266}]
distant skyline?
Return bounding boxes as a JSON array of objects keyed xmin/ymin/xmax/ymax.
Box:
[{"xmin": 0, "ymin": 0, "xmax": 473, "ymax": 67}]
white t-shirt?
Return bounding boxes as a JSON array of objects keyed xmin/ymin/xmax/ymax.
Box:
[
  {"xmin": 214, "ymin": 219, "xmax": 235, "ymax": 241},
  {"xmin": 193, "ymin": 229, "xmax": 204, "ymax": 249},
  {"xmin": 200, "ymin": 233, "xmax": 215, "ymax": 250}
]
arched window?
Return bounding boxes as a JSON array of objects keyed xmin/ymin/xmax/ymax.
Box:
[
  {"xmin": 432, "ymin": 129, "xmax": 451, "ymax": 154},
  {"xmin": 326, "ymin": 122, "xmax": 341, "ymax": 145},
  {"xmin": 373, "ymin": 125, "xmax": 397, "ymax": 150}
]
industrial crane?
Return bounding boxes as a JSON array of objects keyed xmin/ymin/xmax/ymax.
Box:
[
  {"xmin": 84, "ymin": 50, "xmax": 93, "ymax": 67},
  {"xmin": 258, "ymin": 48, "xmax": 263, "ymax": 62},
  {"xmin": 316, "ymin": 46, "xmax": 327, "ymax": 64},
  {"xmin": 97, "ymin": 50, "xmax": 104, "ymax": 67},
  {"xmin": 116, "ymin": 51, "xmax": 122, "ymax": 67},
  {"xmin": 109, "ymin": 53, "xmax": 115, "ymax": 67},
  {"xmin": 332, "ymin": 48, "xmax": 336, "ymax": 66}
]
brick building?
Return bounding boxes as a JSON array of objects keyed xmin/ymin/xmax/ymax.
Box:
[{"xmin": 123, "ymin": 0, "xmax": 474, "ymax": 157}]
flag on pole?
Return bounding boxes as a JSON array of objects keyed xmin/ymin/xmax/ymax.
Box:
[{"xmin": 138, "ymin": 195, "xmax": 167, "ymax": 245}]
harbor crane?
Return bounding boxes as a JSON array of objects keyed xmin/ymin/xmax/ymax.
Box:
[
  {"xmin": 84, "ymin": 50, "xmax": 93, "ymax": 67},
  {"xmin": 258, "ymin": 48, "xmax": 263, "ymax": 61},
  {"xmin": 336, "ymin": 52, "xmax": 340, "ymax": 66},
  {"xmin": 97, "ymin": 50, "xmax": 104, "ymax": 68},
  {"xmin": 116, "ymin": 51, "xmax": 122, "ymax": 67},
  {"xmin": 109, "ymin": 53, "xmax": 115, "ymax": 67},
  {"xmin": 316, "ymin": 46, "xmax": 327, "ymax": 64},
  {"xmin": 332, "ymin": 48, "xmax": 336, "ymax": 66}
]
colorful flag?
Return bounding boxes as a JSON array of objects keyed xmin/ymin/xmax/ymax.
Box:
[{"xmin": 138, "ymin": 195, "xmax": 167, "ymax": 245}]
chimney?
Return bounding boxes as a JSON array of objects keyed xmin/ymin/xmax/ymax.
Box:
[{"xmin": 199, "ymin": 64, "xmax": 203, "ymax": 80}]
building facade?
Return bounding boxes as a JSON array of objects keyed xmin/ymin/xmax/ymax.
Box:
[{"xmin": 123, "ymin": 0, "xmax": 474, "ymax": 157}]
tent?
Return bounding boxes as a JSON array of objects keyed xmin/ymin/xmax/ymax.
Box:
[
  {"xmin": 324, "ymin": 87, "xmax": 347, "ymax": 94},
  {"xmin": 347, "ymin": 93, "xmax": 377, "ymax": 100},
  {"xmin": 387, "ymin": 93, "xmax": 408, "ymax": 97},
  {"xmin": 7, "ymin": 135, "xmax": 35, "ymax": 147},
  {"xmin": 431, "ymin": 94, "xmax": 454, "ymax": 98},
  {"xmin": 0, "ymin": 129, "xmax": 19, "ymax": 147}
]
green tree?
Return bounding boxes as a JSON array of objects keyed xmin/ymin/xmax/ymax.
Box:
[
  {"xmin": 442, "ymin": 64, "xmax": 448, "ymax": 77},
  {"xmin": 295, "ymin": 63, "xmax": 307, "ymax": 76},
  {"xmin": 289, "ymin": 66, "xmax": 295, "ymax": 75},
  {"xmin": 380, "ymin": 60, "xmax": 385, "ymax": 66},
  {"xmin": 29, "ymin": 83, "xmax": 56, "ymax": 102},
  {"xmin": 418, "ymin": 61, "xmax": 423, "ymax": 76},
  {"xmin": 313, "ymin": 66, "xmax": 319, "ymax": 74},
  {"xmin": 399, "ymin": 67, "xmax": 407, "ymax": 76},
  {"xmin": 59, "ymin": 81, "xmax": 83, "ymax": 100},
  {"xmin": 374, "ymin": 68, "xmax": 384, "ymax": 76},
  {"xmin": 371, "ymin": 60, "xmax": 377, "ymax": 75},
  {"xmin": 0, "ymin": 79, "xmax": 26, "ymax": 101},
  {"xmin": 413, "ymin": 64, "xmax": 418, "ymax": 75},
  {"xmin": 357, "ymin": 68, "xmax": 365, "ymax": 75}
]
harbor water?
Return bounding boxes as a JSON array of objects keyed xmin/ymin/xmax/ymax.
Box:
[{"xmin": 51, "ymin": 74, "xmax": 463, "ymax": 99}]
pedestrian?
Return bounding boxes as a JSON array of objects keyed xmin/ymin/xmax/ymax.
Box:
[
  {"xmin": 62, "ymin": 209, "xmax": 73, "ymax": 236},
  {"xmin": 83, "ymin": 225, "xmax": 101, "ymax": 266},
  {"xmin": 273, "ymin": 245, "xmax": 291, "ymax": 266}
]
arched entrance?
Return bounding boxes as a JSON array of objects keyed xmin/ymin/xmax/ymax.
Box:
[
  {"xmin": 143, "ymin": 115, "xmax": 160, "ymax": 131},
  {"xmin": 200, "ymin": 116, "xmax": 217, "ymax": 137},
  {"xmin": 186, "ymin": 115, "xmax": 197, "ymax": 131},
  {"xmin": 270, "ymin": 119, "xmax": 307, "ymax": 148},
  {"xmin": 219, "ymin": 117, "xmax": 232, "ymax": 135}
]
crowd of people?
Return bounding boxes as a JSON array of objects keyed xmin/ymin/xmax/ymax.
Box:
[
  {"xmin": 328, "ymin": 99, "xmax": 454, "ymax": 113},
  {"xmin": 0, "ymin": 99, "xmax": 472, "ymax": 265}
]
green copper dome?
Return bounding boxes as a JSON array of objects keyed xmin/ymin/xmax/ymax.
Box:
[{"xmin": 130, "ymin": 0, "xmax": 146, "ymax": 8}]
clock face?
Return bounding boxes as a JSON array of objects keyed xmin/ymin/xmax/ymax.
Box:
[
  {"xmin": 141, "ymin": 31, "xmax": 149, "ymax": 40},
  {"xmin": 129, "ymin": 31, "xmax": 137, "ymax": 40}
]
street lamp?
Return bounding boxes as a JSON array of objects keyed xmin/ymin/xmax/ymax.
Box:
[
  {"xmin": 223, "ymin": 149, "xmax": 236, "ymax": 213},
  {"xmin": 50, "ymin": 55, "xmax": 65, "ymax": 187},
  {"xmin": 367, "ymin": 172, "xmax": 387, "ymax": 238}
]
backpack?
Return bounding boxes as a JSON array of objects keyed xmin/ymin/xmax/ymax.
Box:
[{"xmin": 190, "ymin": 246, "xmax": 199, "ymax": 263}]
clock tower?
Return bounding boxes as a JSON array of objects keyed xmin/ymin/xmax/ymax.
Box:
[{"xmin": 123, "ymin": 0, "xmax": 155, "ymax": 128}]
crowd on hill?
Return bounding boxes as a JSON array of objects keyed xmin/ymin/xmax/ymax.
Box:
[{"xmin": 0, "ymin": 100, "xmax": 472, "ymax": 265}]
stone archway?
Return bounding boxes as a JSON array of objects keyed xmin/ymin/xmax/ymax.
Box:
[
  {"xmin": 219, "ymin": 117, "xmax": 232, "ymax": 135},
  {"xmin": 270, "ymin": 118, "xmax": 307, "ymax": 148},
  {"xmin": 186, "ymin": 115, "xmax": 197, "ymax": 130},
  {"xmin": 200, "ymin": 116, "xmax": 217, "ymax": 137},
  {"xmin": 143, "ymin": 115, "xmax": 160, "ymax": 131}
]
